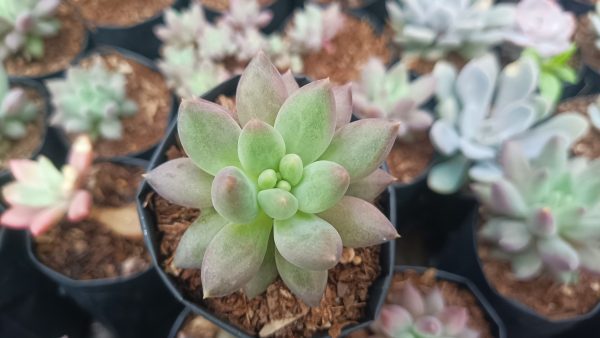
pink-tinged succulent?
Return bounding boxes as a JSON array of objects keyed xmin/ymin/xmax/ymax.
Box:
[
  {"xmin": 472, "ymin": 137, "xmax": 600, "ymax": 283},
  {"xmin": 588, "ymin": 96, "xmax": 600, "ymax": 131},
  {"xmin": 288, "ymin": 3, "xmax": 345, "ymax": 54},
  {"xmin": 145, "ymin": 52, "xmax": 399, "ymax": 305},
  {"xmin": 508, "ymin": 0, "xmax": 575, "ymax": 58},
  {"xmin": 0, "ymin": 136, "xmax": 93, "ymax": 236},
  {"xmin": 352, "ymin": 58, "xmax": 435, "ymax": 139},
  {"xmin": 221, "ymin": 0, "xmax": 273, "ymax": 30},
  {"xmin": 372, "ymin": 283, "xmax": 479, "ymax": 338}
]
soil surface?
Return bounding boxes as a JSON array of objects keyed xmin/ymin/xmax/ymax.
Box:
[
  {"xmin": 0, "ymin": 87, "xmax": 45, "ymax": 170},
  {"xmin": 71, "ymin": 0, "xmax": 174, "ymax": 27},
  {"xmin": 34, "ymin": 162, "xmax": 150, "ymax": 280},
  {"xmin": 67, "ymin": 53, "xmax": 171, "ymax": 158},
  {"xmin": 557, "ymin": 95, "xmax": 600, "ymax": 159},
  {"xmin": 386, "ymin": 133, "xmax": 434, "ymax": 184},
  {"xmin": 301, "ymin": 15, "xmax": 390, "ymax": 84},
  {"xmin": 406, "ymin": 53, "xmax": 467, "ymax": 75},
  {"xmin": 200, "ymin": 0, "xmax": 274, "ymax": 11},
  {"xmin": 4, "ymin": 2, "xmax": 86, "ymax": 78},
  {"xmin": 177, "ymin": 314, "xmax": 222, "ymax": 338},
  {"xmin": 576, "ymin": 16, "xmax": 600, "ymax": 71},
  {"xmin": 349, "ymin": 269, "xmax": 494, "ymax": 338},
  {"xmin": 480, "ymin": 242, "xmax": 600, "ymax": 320}
]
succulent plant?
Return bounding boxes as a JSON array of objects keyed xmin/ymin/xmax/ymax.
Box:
[
  {"xmin": 590, "ymin": 3, "xmax": 600, "ymax": 50},
  {"xmin": 428, "ymin": 54, "xmax": 589, "ymax": 194},
  {"xmin": 372, "ymin": 283, "xmax": 479, "ymax": 338},
  {"xmin": 0, "ymin": 136, "xmax": 93, "ymax": 236},
  {"xmin": 472, "ymin": 137, "xmax": 600, "ymax": 283},
  {"xmin": 587, "ymin": 96, "xmax": 600, "ymax": 131},
  {"xmin": 288, "ymin": 3, "xmax": 345, "ymax": 54},
  {"xmin": 221, "ymin": 0, "xmax": 273, "ymax": 30},
  {"xmin": 352, "ymin": 58, "xmax": 435, "ymax": 139},
  {"xmin": 265, "ymin": 34, "xmax": 304, "ymax": 73},
  {"xmin": 46, "ymin": 58, "xmax": 138, "ymax": 141},
  {"xmin": 145, "ymin": 52, "xmax": 399, "ymax": 305},
  {"xmin": 386, "ymin": 0, "xmax": 516, "ymax": 60},
  {"xmin": 0, "ymin": 0, "xmax": 61, "ymax": 60},
  {"xmin": 0, "ymin": 66, "xmax": 38, "ymax": 142}
]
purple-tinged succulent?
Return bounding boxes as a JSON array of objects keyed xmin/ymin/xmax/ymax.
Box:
[
  {"xmin": 0, "ymin": 65, "xmax": 38, "ymax": 142},
  {"xmin": 288, "ymin": 3, "xmax": 345, "ymax": 55},
  {"xmin": 0, "ymin": 136, "xmax": 93, "ymax": 236},
  {"xmin": 145, "ymin": 52, "xmax": 399, "ymax": 305},
  {"xmin": 508, "ymin": 0, "xmax": 576, "ymax": 58},
  {"xmin": 428, "ymin": 54, "xmax": 589, "ymax": 194},
  {"xmin": 472, "ymin": 137, "xmax": 600, "ymax": 283},
  {"xmin": 352, "ymin": 58, "xmax": 435, "ymax": 139},
  {"xmin": 372, "ymin": 283, "xmax": 479, "ymax": 338},
  {"xmin": 588, "ymin": 96, "xmax": 600, "ymax": 131},
  {"xmin": 0, "ymin": 0, "xmax": 61, "ymax": 60}
]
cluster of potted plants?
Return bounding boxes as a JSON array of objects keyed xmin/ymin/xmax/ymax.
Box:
[{"xmin": 1, "ymin": 0, "xmax": 600, "ymax": 337}]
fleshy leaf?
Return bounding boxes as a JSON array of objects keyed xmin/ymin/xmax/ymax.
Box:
[
  {"xmin": 490, "ymin": 179, "xmax": 527, "ymax": 218},
  {"xmin": 211, "ymin": 166, "xmax": 258, "ymax": 224},
  {"xmin": 236, "ymin": 51, "xmax": 288, "ymax": 126},
  {"xmin": 274, "ymin": 79, "xmax": 336, "ymax": 164},
  {"xmin": 243, "ymin": 234, "xmax": 278, "ymax": 299},
  {"xmin": 400, "ymin": 283, "xmax": 425, "ymax": 316},
  {"xmin": 345, "ymin": 169, "xmax": 395, "ymax": 202},
  {"xmin": 537, "ymin": 237, "xmax": 580, "ymax": 272},
  {"xmin": 318, "ymin": 196, "xmax": 398, "ymax": 248},
  {"xmin": 440, "ymin": 307, "xmax": 468, "ymax": 336},
  {"xmin": 274, "ymin": 248, "xmax": 327, "ymax": 307},
  {"xmin": 279, "ymin": 154, "xmax": 303, "ymax": 186},
  {"xmin": 292, "ymin": 161, "xmax": 350, "ymax": 213},
  {"xmin": 202, "ymin": 214, "xmax": 272, "ymax": 298},
  {"xmin": 333, "ymin": 84, "xmax": 352, "ymax": 129},
  {"xmin": 319, "ymin": 119, "xmax": 398, "ymax": 181},
  {"xmin": 173, "ymin": 208, "xmax": 228, "ymax": 269},
  {"xmin": 178, "ymin": 99, "xmax": 241, "ymax": 175},
  {"xmin": 281, "ymin": 70, "xmax": 299, "ymax": 95},
  {"xmin": 238, "ymin": 119, "xmax": 286, "ymax": 177},
  {"xmin": 145, "ymin": 158, "xmax": 214, "ymax": 209},
  {"xmin": 427, "ymin": 155, "xmax": 469, "ymax": 194},
  {"xmin": 274, "ymin": 212, "xmax": 342, "ymax": 270},
  {"xmin": 257, "ymin": 189, "xmax": 298, "ymax": 220}
]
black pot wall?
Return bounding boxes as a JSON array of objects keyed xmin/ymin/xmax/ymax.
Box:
[
  {"xmin": 394, "ymin": 266, "xmax": 506, "ymax": 338},
  {"xmin": 25, "ymin": 157, "xmax": 183, "ymax": 338},
  {"xmin": 436, "ymin": 198, "xmax": 600, "ymax": 338},
  {"xmin": 0, "ymin": 228, "xmax": 90, "ymax": 338},
  {"xmin": 581, "ymin": 65, "xmax": 600, "ymax": 96},
  {"xmin": 203, "ymin": 0, "xmax": 295, "ymax": 34},
  {"xmin": 560, "ymin": 0, "xmax": 596, "ymax": 15},
  {"xmin": 137, "ymin": 75, "xmax": 397, "ymax": 337},
  {"xmin": 52, "ymin": 46, "xmax": 177, "ymax": 161},
  {"xmin": 88, "ymin": 0, "xmax": 189, "ymax": 60}
]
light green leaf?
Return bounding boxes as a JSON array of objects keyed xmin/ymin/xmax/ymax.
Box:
[
  {"xmin": 243, "ymin": 235, "xmax": 278, "ymax": 299},
  {"xmin": 275, "ymin": 248, "xmax": 327, "ymax": 307},
  {"xmin": 211, "ymin": 166, "xmax": 258, "ymax": 224},
  {"xmin": 292, "ymin": 161, "xmax": 350, "ymax": 213},
  {"xmin": 238, "ymin": 119, "xmax": 286, "ymax": 177},
  {"xmin": 258, "ymin": 189, "xmax": 298, "ymax": 220}
]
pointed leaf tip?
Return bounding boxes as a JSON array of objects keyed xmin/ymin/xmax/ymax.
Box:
[{"xmin": 211, "ymin": 167, "xmax": 258, "ymax": 224}]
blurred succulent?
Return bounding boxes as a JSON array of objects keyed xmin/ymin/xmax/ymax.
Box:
[
  {"xmin": 590, "ymin": 3, "xmax": 600, "ymax": 50},
  {"xmin": 154, "ymin": 3, "xmax": 208, "ymax": 48},
  {"xmin": 221, "ymin": 0, "xmax": 273, "ymax": 30},
  {"xmin": 47, "ymin": 58, "xmax": 138, "ymax": 141},
  {"xmin": 0, "ymin": 0, "xmax": 61, "ymax": 60},
  {"xmin": 428, "ymin": 54, "xmax": 589, "ymax": 194},
  {"xmin": 473, "ymin": 137, "xmax": 600, "ymax": 283},
  {"xmin": 352, "ymin": 58, "xmax": 435, "ymax": 139},
  {"xmin": 288, "ymin": 3, "xmax": 345, "ymax": 54},
  {"xmin": 145, "ymin": 52, "xmax": 399, "ymax": 305},
  {"xmin": 372, "ymin": 283, "xmax": 478, "ymax": 338},
  {"xmin": 588, "ymin": 96, "xmax": 600, "ymax": 131},
  {"xmin": 386, "ymin": 0, "xmax": 515, "ymax": 60},
  {"xmin": 508, "ymin": 0, "xmax": 575, "ymax": 58},
  {"xmin": 265, "ymin": 34, "xmax": 304, "ymax": 73},
  {"xmin": 0, "ymin": 136, "xmax": 93, "ymax": 236},
  {"xmin": 0, "ymin": 66, "xmax": 38, "ymax": 142}
]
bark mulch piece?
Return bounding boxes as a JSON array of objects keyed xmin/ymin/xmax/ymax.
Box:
[
  {"xmin": 4, "ymin": 2, "xmax": 86, "ymax": 78},
  {"xmin": 576, "ymin": 15, "xmax": 600, "ymax": 71},
  {"xmin": 34, "ymin": 162, "xmax": 150, "ymax": 280},
  {"xmin": 386, "ymin": 132, "xmax": 434, "ymax": 184},
  {"xmin": 301, "ymin": 14, "xmax": 391, "ymax": 84},
  {"xmin": 67, "ymin": 53, "xmax": 172, "ymax": 158},
  {"xmin": 557, "ymin": 95, "xmax": 600, "ymax": 160},
  {"xmin": 199, "ymin": 0, "xmax": 274, "ymax": 12},
  {"xmin": 0, "ymin": 87, "xmax": 45, "ymax": 170},
  {"xmin": 71, "ymin": 0, "xmax": 174, "ymax": 27},
  {"xmin": 480, "ymin": 242, "xmax": 600, "ymax": 320}
]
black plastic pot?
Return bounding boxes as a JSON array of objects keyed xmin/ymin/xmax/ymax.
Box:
[
  {"xmin": 86, "ymin": 0, "xmax": 189, "ymax": 60},
  {"xmin": 0, "ymin": 226, "xmax": 91, "ymax": 338},
  {"xmin": 202, "ymin": 0, "xmax": 295, "ymax": 34},
  {"xmin": 52, "ymin": 46, "xmax": 177, "ymax": 161},
  {"xmin": 394, "ymin": 266, "xmax": 506, "ymax": 338},
  {"xmin": 560, "ymin": 0, "xmax": 596, "ymax": 15},
  {"xmin": 436, "ymin": 198, "xmax": 600, "ymax": 338},
  {"xmin": 25, "ymin": 157, "xmax": 183, "ymax": 338},
  {"xmin": 581, "ymin": 65, "xmax": 600, "ymax": 96},
  {"xmin": 168, "ymin": 308, "xmax": 192, "ymax": 338},
  {"xmin": 137, "ymin": 75, "xmax": 397, "ymax": 337}
]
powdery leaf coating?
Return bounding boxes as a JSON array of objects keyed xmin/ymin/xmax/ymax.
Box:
[
  {"xmin": 173, "ymin": 208, "xmax": 228, "ymax": 269},
  {"xmin": 243, "ymin": 235, "xmax": 278, "ymax": 299},
  {"xmin": 318, "ymin": 196, "xmax": 398, "ymax": 248},
  {"xmin": 201, "ymin": 214, "xmax": 272, "ymax": 298},
  {"xmin": 274, "ymin": 79, "xmax": 336, "ymax": 164},
  {"xmin": 274, "ymin": 247, "xmax": 327, "ymax": 307},
  {"xmin": 145, "ymin": 158, "xmax": 213, "ymax": 209},
  {"xmin": 211, "ymin": 166, "xmax": 258, "ymax": 224},
  {"xmin": 292, "ymin": 161, "xmax": 349, "ymax": 214},
  {"xmin": 238, "ymin": 119, "xmax": 286, "ymax": 177},
  {"xmin": 178, "ymin": 98, "xmax": 241, "ymax": 176},
  {"xmin": 0, "ymin": 67, "xmax": 38, "ymax": 141},
  {"xmin": 345, "ymin": 169, "xmax": 396, "ymax": 202},
  {"xmin": 257, "ymin": 188, "xmax": 298, "ymax": 220},
  {"xmin": 274, "ymin": 212, "xmax": 342, "ymax": 271}
]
